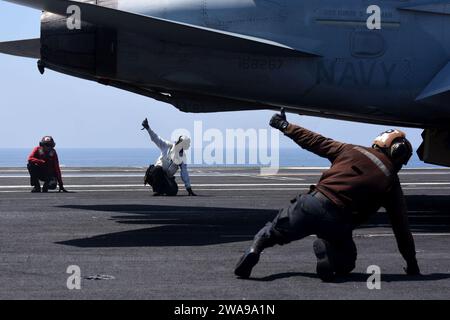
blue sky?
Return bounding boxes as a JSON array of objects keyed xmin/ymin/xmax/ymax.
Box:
[{"xmin": 0, "ymin": 2, "xmax": 423, "ymax": 149}]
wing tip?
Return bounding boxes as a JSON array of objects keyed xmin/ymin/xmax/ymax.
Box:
[{"xmin": 0, "ymin": 38, "xmax": 41, "ymax": 59}]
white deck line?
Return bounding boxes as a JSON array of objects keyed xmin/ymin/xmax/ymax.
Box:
[{"xmin": 2, "ymin": 182, "xmax": 450, "ymax": 189}]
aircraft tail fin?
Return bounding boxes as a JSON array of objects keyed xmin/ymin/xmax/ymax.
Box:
[
  {"xmin": 3, "ymin": 0, "xmax": 320, "ymax": 58},
  {"xmin": 0, "ymin": 38, "xmax": 41, "ymax": 59}
]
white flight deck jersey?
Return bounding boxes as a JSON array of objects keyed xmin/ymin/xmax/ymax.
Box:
[{"xmin": 145, "ymin": 127, "xmax": 191, "ymax": 189}]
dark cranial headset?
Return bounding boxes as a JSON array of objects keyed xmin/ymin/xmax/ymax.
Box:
[
  {"xmin": 40, "ymin": 136, "xmax": 56, "ymax": 148},
  {"xmin": 372, "ymin": 129, "xmax": 413, "ymax": 165}
]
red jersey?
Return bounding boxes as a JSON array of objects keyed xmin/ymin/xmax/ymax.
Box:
[{"xmin": 28, "ymin": 146, "xmax": 63, "ymax": 185}]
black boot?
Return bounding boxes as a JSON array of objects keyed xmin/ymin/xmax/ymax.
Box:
[
  {"xmin": 234, "ymin": 248, "xmax": 260, "ymax": 279},
  {"xmin": 313, "ymin": 239, "xmax": 336, "ymax": 282},
  {"xmin": 332, "ymin": 240, "xmax": 357, "ymax": 276},
  {"xmin": 31, "ymin": 185, "xmax": 41, "ymax": 193},
  {"xmin": 234, "ymin": 227, "xmax": 276, "ymax": 279},
  {"xmin": 42, "ymin": 182, "xmax": 49, "ymax": 193}
]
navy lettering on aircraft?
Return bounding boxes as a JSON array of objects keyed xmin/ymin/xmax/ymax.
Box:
[{"xmin": 316, "ymin": 59, "xmax": 400, "ymax": 88}]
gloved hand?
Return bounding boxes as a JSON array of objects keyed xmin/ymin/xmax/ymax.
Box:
[
  {"xmin": 269, "ymin": 108, "xmax": 289, "ymax": 132},
  {"xmin": 141, "ymin": 118, "xmax": 150, "ymax": 130},
  {"xmin": 404, "ymin": 259, "xmax": 421, "ymax": 276},
  {"xmin": 31, "ymin": 160, "xmax": 46, "ymax": 166},
  {"xmin": 187, "ymin": 187, "xmax": 197, "ymax": 196},
  {"xmin": 59, "ymin": 185, "xmax": 68, "ymax": 193}
]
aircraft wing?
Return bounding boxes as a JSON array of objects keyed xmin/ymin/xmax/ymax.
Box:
[
  {"xmin": 0, "ymin": 38, "xmax": 40, "ymax": 58},
  {"xmin": 3, "ymin": 0, "xmax": 320, "ymax": 58},
  {"xmin": 398, "ymin": 3, "xmax": 450, "ymax": 15}
]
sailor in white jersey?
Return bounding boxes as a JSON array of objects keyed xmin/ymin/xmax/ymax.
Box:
[{"xmin": 142, "ymin": 118, "xmax": 197, "ymax": 197}]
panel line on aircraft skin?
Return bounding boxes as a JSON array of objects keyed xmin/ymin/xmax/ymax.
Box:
[{"xmin": 315, "ymin": 19, "xmax": 400, "ymax": 28}]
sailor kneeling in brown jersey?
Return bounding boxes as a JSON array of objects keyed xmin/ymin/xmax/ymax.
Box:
[{"xmin": 234, "ymin": 109, "xmax": 419, "ymax": 282}]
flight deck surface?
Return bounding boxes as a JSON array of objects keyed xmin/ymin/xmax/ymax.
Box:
[{"xmin": 0, "ymin": 167, "xmax": 449, "ymax": 299}]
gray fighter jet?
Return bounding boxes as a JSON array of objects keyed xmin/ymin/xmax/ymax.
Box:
[{"xmin": 1, "ymin": 0, "xmax": 450, "ymax": 166}]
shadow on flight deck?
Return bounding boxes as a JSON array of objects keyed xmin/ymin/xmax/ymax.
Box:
[
  {"xmin": 56, "ymin": 195, "xmax": 450, "ymax": 248},
  {"xmin": 251, "ymin": 271, "xmax": 450, "ymax": 283}
]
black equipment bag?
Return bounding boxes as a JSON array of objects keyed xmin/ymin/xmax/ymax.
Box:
[{"xmin": 144, "ymin": 165, "xmax": 155, "ymax": 186}]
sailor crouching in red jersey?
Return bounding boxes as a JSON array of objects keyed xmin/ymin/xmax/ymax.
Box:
[{"xmin": 27, "ymin": 136, "xmax": 68, "ymax": 193}]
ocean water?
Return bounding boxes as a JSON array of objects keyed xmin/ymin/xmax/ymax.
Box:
[{"xmin": 0, "ymin": 148, "xmax": 435, "ymax": 168}]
